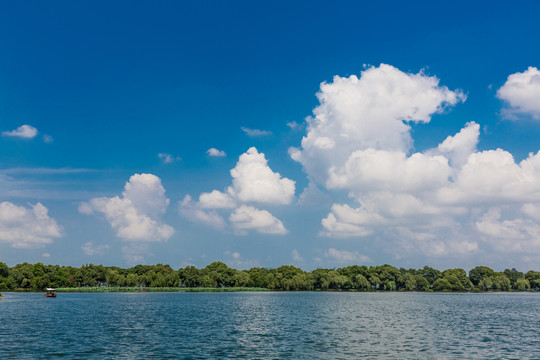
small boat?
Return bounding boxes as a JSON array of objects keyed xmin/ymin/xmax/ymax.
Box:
[{"xmin": 44, "ymin": 288, "xmax": 57, "ymax": 297}]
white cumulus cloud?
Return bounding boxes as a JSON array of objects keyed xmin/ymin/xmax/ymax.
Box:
[
  {"xmin": 437, "ymin": 121, "xmax": 480, "ymax": 168},
  {"xmin": 229, "ymin": 147, "xmax": 295, "ymax": 205},
  {"xmin": 497, "ymin": 66, "xmax": 540, "ymax": 119},
  {"xmin": 289, "ymin": 63, "xmax": 465, "ymax": 186},
  {"xmin": 207, "ymin": 148, "xmax": 226, "ymax": 157},
  {"xmin": 198, "ymin": 190, "xmax": 236, "ymax": 209},
  {"xmin": 0, "ymin": 201, "xmax": 62, "ymax": 248},
  {"xmin": 290, "ymin": 64, "xmax": 540, "ymax": 266},
  {"xmin": 3, "ymin": 125, "xmax": 38, "ymax": 139},
  {"xmin": 180, "ymin": 147, "xmax": 293, "ymax": 235},
  {"xmin": 229, "ymin": 205, "xmax": 287, "ymax": 235},
  {"xmin": 179, "ymin": 195, "xmax": 226, "ymax": 230},
  {"xmin": 80, "ymin": 173, "xmax": 174, "ymax": 241}
]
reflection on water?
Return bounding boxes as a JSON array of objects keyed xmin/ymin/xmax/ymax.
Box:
[{"xmin": 1, "ymin": 292, "xmax": 539, "ymax": 359}]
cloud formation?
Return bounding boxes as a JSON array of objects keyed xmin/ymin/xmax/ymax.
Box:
[
  {"xmin": 229, "ymin": 205, "xmax": 287, "ymax": 235},
  {"xmin": 0, "ymin": 201, "xmax": 62, "ymax": 248},
  {"xmin": 241, "ymin": 127, "xmax": 272, "ymax": 137},
  {"xmin": 179, "ymin": 195, "xmax": 226, "ymax": 230},
  {"xmin": 289, "ymin": 63, "xmax": 465, "ymax": 186},
  {"xmin": 497, "ymin": 67, "xmax": 540, "ymax": 119},
  {"xmin": 291, "ymin": 64, "xmax": 540, "ymax": 265},
  {"xmin": 80, "ymin": 173, "xmax": 174, "ymax": 241},
  {"xmin": 2, "ymin": 125, "xmax": 38, "ymax": 139},
  {"xmin": 180, "ymin": 147, "xmax": 293, "ymax": 235},
  {"xmin": 324, "ymin": 248, "xmax": 371, "ymax": 263},
  {"xmin": 82, "ymin": 242, "xmax": 111, "ymax": 256},
  {"xmin": 158, "ymin": 153, "xmax": 180, "ymax": 164},
  {"xmin": 229, "ymin": 147, "xmax": 295, "ymax": 205},
  {"xmin": 207, "ymin": 148, "xmax": 226, "ymax": 157}
]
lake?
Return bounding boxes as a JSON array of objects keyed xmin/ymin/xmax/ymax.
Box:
[{"xmin": 1, "ymin": 292, "xmax": 539, "ymax": 359}]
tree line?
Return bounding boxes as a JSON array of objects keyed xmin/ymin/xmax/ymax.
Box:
[{"xmin": 0, "ymin": 261, "xmax": 539, "ymax": 292}]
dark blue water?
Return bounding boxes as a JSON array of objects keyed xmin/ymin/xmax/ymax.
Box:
[{"xmin": 1, "ymin": 292, "xmax": 539, "ymax": 359}]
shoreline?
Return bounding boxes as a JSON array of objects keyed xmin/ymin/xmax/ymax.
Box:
[{"xmin": 2, "ymin": 288, "xmax": 537, "ymax": 294}]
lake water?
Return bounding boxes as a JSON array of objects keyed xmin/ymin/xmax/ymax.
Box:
[{"xmin": 1, "ymin": 292, "xmax": 539, "ymax": 359}]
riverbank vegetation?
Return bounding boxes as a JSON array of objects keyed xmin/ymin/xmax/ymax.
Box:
[{"xmin": 0, "ymin": 261, "xmax": 539, "ymax": 292}]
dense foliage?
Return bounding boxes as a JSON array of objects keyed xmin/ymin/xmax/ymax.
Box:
[{"xmin": 0, "ymin": 261, "xmax": 538, "ymax": 292}]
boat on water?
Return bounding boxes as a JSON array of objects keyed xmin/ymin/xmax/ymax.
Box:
[{"xmin": 44, "ymin": 288, "xmax": 57, "ymax": 297}]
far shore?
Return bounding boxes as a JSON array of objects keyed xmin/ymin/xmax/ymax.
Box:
[{"xmin": 2, "ymin": 287, "xmax": 537, "ymax": 294}]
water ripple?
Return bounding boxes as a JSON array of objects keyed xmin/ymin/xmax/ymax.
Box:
[{"xmin": 0, "ymin": 292, "xmax": 539, "ymax": 359}]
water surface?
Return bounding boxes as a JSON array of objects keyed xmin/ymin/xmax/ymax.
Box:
[{"xmin": 1, "ymin": 292, "xmax": 538, "ymax": 359}]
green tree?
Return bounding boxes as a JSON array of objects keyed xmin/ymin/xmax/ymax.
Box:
[
  {"xmin": 205, "ymin": 262, "xmax": 236, "ymax": 287},
  {"xmin": 201, "ymin": 275, "xmax": 215, "ymax": 287},
  {"xmin": 165, "ymin": 272, "xmax": 179, "ymax": 287},
  {"xmin": 433, "ymin": 278, "xmax": 452, "ymax": 291},
  {"xmin": 385, "ymin": 280, "xmax": 396, "ymax": 291},
  {"xmin": 503, "ymin": 269, "xmax": 524, "ymax": 288},
  {"xmin": 525, "ymin": 271, "xmax": 540, "ymax": 289},
  {"xmin": 399, "ymin": 273, "xmax": 416, "ymax": 291},
  {"xmin": 369, "ymin": 275, "xmax": 381, "ymax": 289},
  {"xmin": 31, "ymin": 275, "xmax": 50, "ymax": 290},
  {"xmin": 414, "ymin": 275, "xmax": 430, "ymax": 291},
  {"xmin": 179, "ymin": 266, "xmax": 202, "ymax": 287},
  {"xmin": 445, "ymin": 274, "xmax": 465, "ymax": 291},
  {"xmin": 468, "ymin": 266, "xmax": 495, "ymax": 286},
  {"xmin": 0, "ymin": 262, "xmax": 10, "ymax": 278},
  {"xmin": 126, "ymin": 273, "xmax": 138, "ymax": 287},
  {"xmin": 479, "ymin": 277, "xmax": 493, "ymax": 290},
  {"xmin": 491, "ymin": 274, "xmax": 511, "ymax": 290},
  {"xmin": 515, "ymin": 278, "xmax": 530, "ymax": 290},
  {"xmin": 354, "ymin": 274, "xmax": 371, "ymax": 290},
  {"xmin": 248, "ymin": 267, "xmax": 270, "ymax": 288},
  {"xmin": 419, "ymin": 266, "xmax": 441, "ymax": 285},
  {"xmin": 32, "ymin": 263, "xmax": 46, "ymax": 277},
  {"xmin": 312, "ymin": 269, "xmax": 332, "ymax": 290},
  {"xmin": 233, "ymin": 271, "xmax": 250, "ymax": 287},
  {"xmin": 442, "ymin": 269, "xmax": 472, "ymax": 290}
]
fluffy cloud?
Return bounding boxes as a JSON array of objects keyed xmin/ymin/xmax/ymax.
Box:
[
  {"xmin": 327, "ymin": 149, "xmax": 451, "ymax": 192},
  {"xmin": 179, "ymin": 195, "xmax": 226, "ymax": 230},
  {"xmin": 2, "ymin": 125, "xmax": 38, "ymax": 139},
  {"xmin": 437, "ymin": 149, "xmax": 540, "ymax": 205},
  {"xmin": 437, "ymin": 122, "xmax": 480, "ymax": 168},
  {"xmin": 291, "ymin": 64, "xmax": 540, "ymax": 265},
  {"xmin": 497, "ymin": 67, "xmax": 540, "ymax": 119},
  {"xmin": 0, "ymin": 201, "xmax": 62, "ymax": 248},
  {"xmin": 229, "ymin": 205, "xmax": 287, "ymax": 235},
  {"xmin": 289, "ymin": 63, "xmax": 465, "ymax": 186},
  {"xmin": 80, "ymin": 173, "xmax": 174, "ymax": 241},
  {"xmin": 207, "ymin": 148, "xmax": 226, "ymax": 157},
  {"xmin": 476, "ymin": 208, "xmax": 540, "ymax": 252},
  {"xmin": 198, "ymin": 190, "xmax": 236, "ymax": 209},
  {"xmin": 180, "ymin": 147, "xmax": 293, "ymax": 235},
  {"xmin": 229, "ymin": 147, "xmax": 295, "ymax": 205}
]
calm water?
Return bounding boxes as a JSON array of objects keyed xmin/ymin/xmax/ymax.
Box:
[{"xmin": 1, "ymin": 292, "xmax": 539, "ymax": 359}]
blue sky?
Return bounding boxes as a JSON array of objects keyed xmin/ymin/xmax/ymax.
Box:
[{"xmin": 2, "ymin": 1, "xmax": 540, "ymax": 270}]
